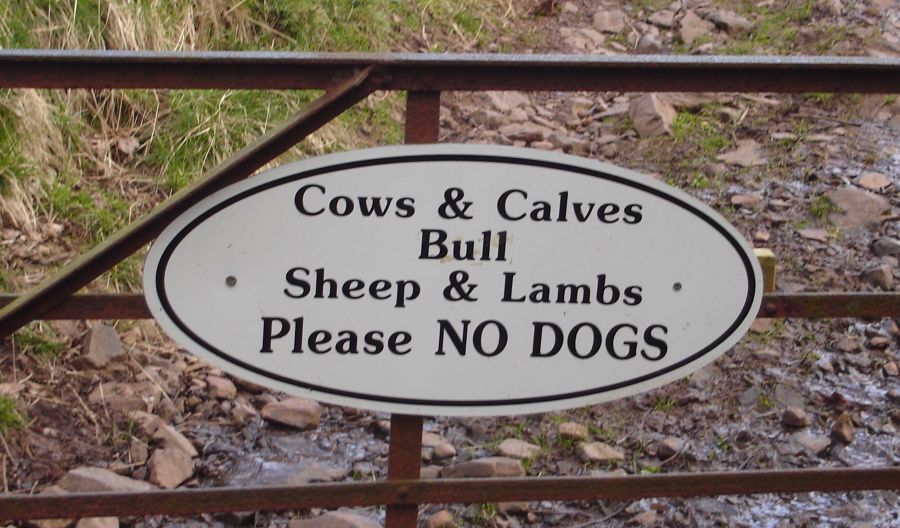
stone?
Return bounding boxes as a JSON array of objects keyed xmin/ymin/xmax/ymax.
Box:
[
  {"xmin": 498, "ymin": 502, "xmax": 529, "ymax": 515},
  {"xmin": 426, "ymin": 510, "xmax": 454, "ymax": 528},
  {"xmin": 791, "ymin": 432, "xmax": 831, "ymax": 456},
  {"xmin": 871, "ymin": 237, "xmax": 900, "ymax": 258},
  {"xmin": 152, "ymin": 424, "xmax": 198, "ymax": 457},
  {"xmin": 58, "ymin": 467, "xmax": 155, "ymax": 493},
  {"xmin": 679, "ymin": 10, "xmax": 715, "ymax": 46},
  {"xmin": 717, "ymin": 140, "xmax": 768, "ymax": 167},
  {"xmin": 835, "ymin": 336, "xmax": 862, "ymax": 354},
  {"xmin": 631, "ymin": 510, "xmax": 659, "ymax": 527},
  {"xmin": 206, "ymin": 375, "xmax": 236, "ymax": 399},
  {"xmin": 508, "ymin": 107, "xmax": 529, "ymax": 123},
  {"xmin": 636, "ymin": 32, "xmax": 664, "ymax": 53},
  {"xmin": 629, "ymin": 94, "xmax": 676, "ymax": 137},
  {"xmin": 75, "ymin": 519, "xmax": 118, "ymax": 528},
  {"xmin": 577, "ymin": 441, "xmax": 625, "ymax": 463},
  {"xmin": 470, "ymin": 109, "xmax": 504, "ymax": 128},
  {"xmin": 798, "ymin": 229, "xmax": 828, "ymax": 243},
  {"xmin": 750, "ymin": 318, "xmax": 775, "ymax": 333},
  {"xmin": 261, "ymin": 398, "xmax": 321, "ymax": 430},
  {"xmin": 753, "ymin": 347, "xmax": 780, "ymax": 361},
  {"xmin": 593, "ymin": 10, "xmax": 626, "ymax": 33},
  {"xmin": 499, "ymin": 122, "xmax": 552, "ymax": 143},
  {"xmin": 129, "ymin": 440, "xmax": 149, "ymax": 465},
  {"xmin": 126, "ymin": 410, "xmax": 163, "ymax": 435},
  {"xmin": 289, "ymin": 511, "xmax": 381, "ymax": 528},
  {"xmin": 433, "ymin": 442, "xmax": 457, "ymax": 459},
  {"xmin": 862, "ymin": 265, "xmax": 894, "ymax": 290},
  {"xmin": 648, "ymin": 10, "xmax": 676, "ymax": 28},
  {"xmin": 559, "ymin": 27, "xmax": 608, "ymax": 53},
  {"xmin": 78, "ymin": 324, "xmax": 125, "ymax": 369},
  {"xmin": 231, "ymin": 399, "xmax": 260, "ymax": 423},
  {"xmin": 704, "ymin": 10, "xmax": 753, "ymax": 35},
  {"xmin": 148, "ymin": 448, "xmax": 193, "ymax": 489},
  {"xmin": 285, "ymin": 464, "xmax": 349, "ymax": 485},
  {"xmin": 656, "ymin": 437, "xmax": 684, "ymax": 458},
  {"xmin": 88, "ymin": 382, "xmax": 162, "ymax": 413},
  {"xmin": 441, "ymin": 457, "xmax": 525, "ymax": 478},
  {"xmin": 497, "ymin": 438, "xmax": 542, "ymax": 459},
  {"xmin": 730, "ymin": 194, "xmax": 762, "ymax": 208},
  {"xmin": 782, "ymin": 407, "xmax": 811, "ymax": 428},
  {"xmin": 884, "ymin": 361, "xmax": 898, "ymax": 376},
  {"xmin": 486, "ymin": 91, "xmax": 530, "ymax": 112},
  {"xmin": 831, "ymin": 412, "xmax": 855, "ymax": 444},
  {"xmin": 558, "ymin": 421, "xmax": 588, "ymax": 441},
  {"xmin": 827, "ymin": 188, "xmax": 892, "ymax": 229},
  {"xmin": 420, "ymin": 465, "xmax": 442, "ymax": 479},
  {"xmin": 547, "ymin": 132, "xmax": 585, "ymax": 152},
  {"xmin": 854, "ymin": 172, "xmax": 892, "ymax": 192}
]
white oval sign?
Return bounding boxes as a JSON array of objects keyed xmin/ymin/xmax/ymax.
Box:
[{"xmin": 144, "ymin": 145, "xmax": 761, "ymax": 416}]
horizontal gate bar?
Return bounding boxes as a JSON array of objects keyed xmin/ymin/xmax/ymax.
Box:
[
  {"xmin": 1, "ymin": 292, "xmax": 897, "ymax": 320},
  {"xmin": 1, "ymin": 467, "xmax": 897, "ymax": 520},
  {"xmin": 1, "ymin": 50, "xmax": 898, "ymax": 92}
]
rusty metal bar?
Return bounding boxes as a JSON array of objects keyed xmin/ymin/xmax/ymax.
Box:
[
  {"xmin": 2, "ymin": 467, "xmax": 897, "ymax": 521},
  {"xmin": 0, "ymin": 50, "xmax": 898, "ymax": 92},
  {"xmin": 383, "ymin": 90, "xmax": 440, "ymax": 528},
  {"xmin": 0, "ymin": 67, "xmax": 383, "ymax": 339},
  {"xmin": 2, "ymin": 292, "xmax": 896, "ymax": 320}
]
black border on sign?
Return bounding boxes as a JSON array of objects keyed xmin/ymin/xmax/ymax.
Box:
[{"xmin": 155, "ymin": 154, "xmax": 757, "ymax": 408}]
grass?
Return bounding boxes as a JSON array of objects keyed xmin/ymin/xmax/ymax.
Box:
[
  {"xmin": 0, "ymin": 396, "xmax": 24, "ymax": 435},
  {"xmin": 13, "ymin": 324, "xmax": 68, "ymax": 358},
  {"xmin": 809, "ymin": 194, "xmax": 838, "ymax": 218},
  {"xmin": 0, "ymin": 0, "xmax": 510, "ymax": 292}
]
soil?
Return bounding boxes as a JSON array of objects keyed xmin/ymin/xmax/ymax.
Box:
[{"xmin": 1, "ymin": 1, "xmax": 899, "ymax": 527}]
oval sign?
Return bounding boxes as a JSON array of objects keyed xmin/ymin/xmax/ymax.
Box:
[{"xmin": 145, "ymin": 145, "xmax": 761, "ymax": 416}]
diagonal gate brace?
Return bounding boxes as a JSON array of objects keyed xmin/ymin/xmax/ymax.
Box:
[{"xmin": 0, "ymin": 66, "xmax": 384, "ymax": 338}]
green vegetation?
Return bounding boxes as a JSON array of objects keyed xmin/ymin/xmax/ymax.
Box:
[
  {"xmin": 652, "ymin": 396, "xmax": 677, "ymax": 412},
  {"xmin": 809, "ymin": 194, "xmax": 838, "ymax": 218},
  {"xmin": 724, "ymin": 0, "xmax": 827, "ymax": 54},
  {"xmin": 0, "ymin": 395, "xmax": 24, "ymax": 435},
  {"xmin": 13, "ymin": 324, "xmax": 68, "ymax": 358},
  {"xmin": 0, "ymin": 0, "xmax": 506, "ymax": 292}
]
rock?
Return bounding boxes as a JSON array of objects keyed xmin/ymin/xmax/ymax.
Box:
[
  {"xmin": 871, "ymin": 237, "xmax": 900, "ymax": 258},
  {"xmin": 75, "ymin": 519, "xmax": 118, "ymax": 528},
  {"xmin": 206, "ymin": 375, "xmax": 236, "ymax": 399},
  {"xmin": 547, "ymin": 132, "xmax": 585, "ymax": 153},
  {"xmin": 827, "ymin": 188, "xmax": 891, "ymax": 229},
  {"xmin": 486, "ymin": 91, "xmax": 530, "ymax": 113},
  {"xmin": 559, "ymin": 27, "xmax": 608, "ymax": 53},
  {"xmin": 498, "ymin": 502, "xmax": 529, "ymax": 515},
  {"xmin": 854, "ymin": 172, "xmax": 892, "ymax": 192},
  {"xmin": 441, "ymin": 457, "xmax": 525, "ymax": 478},
  {"xmin": 129, "ymin": 440, "xmax": 149, "ymax": 465},
  {"xmin": 631, "ymin": 510, "xmax": 659, "ymax": 527},
  {"xmin": 730, "ymin": 194, "xmax": 762, "ymax": 208},
  {"xmin": 498, "ymin": 122, "xmax": 551, "ymax": 143},
  {"xmin": 704, "ymin": 10, "xmax": 753, "ymax": 35},
  {"xmin": 261, "ymin": 398, "xmax": 321, "ymax": 430},
  {"xmin": 470, "ymin": 109, "xmax": 504, "ymax": 128},
  {"xmin": 862, "ymin": 265, "xmax": 894, "ymax": 290},
  {"xmin": 798, "ymin": 228, "xmax": 829, "ymax": 243},
  {"xmin": 289, "ymin": 511, "xmax": 381, "ymax": 528},
  {"xmin": 648, "ymin": 10, "xmax": 676, "ymax": 28},
  {"xmin": 420, "ymin": 465, "xmax": 442, "ymax": 479},
  {"xmin": 656, "ymin": 437, "xmax": 684, "ymax": 458},
  {"xmin": 782, "ymin": 407, "xmax": 811, "ymax": 428},
  {"xmin": 426, "ymin": 510, "xmax": 454, "ymax": 528},
  {"xmin": 78, "ymin": 324, "xmax": 125, "ymax": 369},
  {"xmin": 790, "ymin": 432, "xmax": 831, "ymax": 456},
  {"xmin": 717, "ymin": 140, "xmax": 768, "ymax": 167},
  {"xmin": 126, "ymin": 410, "xmax": 163, "ymax": 435},
  {"xmin": 148, "ymin": 448, "xmax": 193, "ymax": 489},
  {"xmin": 433, "ymin": 443, "xmax": 457, "ymax": 459},
  {"xmin": 835, "ymin": 336, "xmax": 862, "ymax": 354},
  {"xmin": 831, "ymin": 412, "xmax": 855, "ymax": 444},
  {"xmin": 58, "ymin": 467, "xmax": 155, "ymax": 493},
  {"xmin": 231, "ymin": 399, "xmax": 260, "ymax": 423},
  {"xmin": 285, "ymin": 464, "xmax": 349, "ymax": 485},
  {"xmin": 508, "ymin": 107, "xmax": 529, "ymax": 123},
  {"xmin": 558, "ymin": 421, "xmax": 588, "ymax": 441},
  {"xmin": 636, "ymin": 32, "xmax": 664, "ymax": 53},
  {"xmin": 884, "ymin": 361, "xmax": 898, "ymax": 377},
  {"xmin": 88, "ymin": 382, "xmax": 162, "ymax": 413},
  {"xmin": 593, "ymin": 10, "xmax": 626, "ymax": 33},
  {"xmin": 679, "ymin": 10, "xmax": 715, "ymax": 46},
  {"xmin": 498, "ymin": 438, "xmax": 541, "ymax": 459},
  {"xmin": 753, "ymin": 348, "xmax": 780, "ymax": 361},
  {"xmin": 577, "ymin": 441, "xmax": 625, "ymax": 463},
  {"xmin": 152, "ymin": 424, "xmax": 198, "ymax": 457},
  {"xmin": 629, "ymin": 94, "xmax": 676, "ymax": 137},
  {"xmin": 750, "ymin": 318, "xmax": 775, "ymax": 333}
]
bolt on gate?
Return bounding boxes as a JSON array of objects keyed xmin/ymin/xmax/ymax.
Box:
[{"xmin": 0, "ymin": 51, "xmax": 898, "ymax": 526}]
